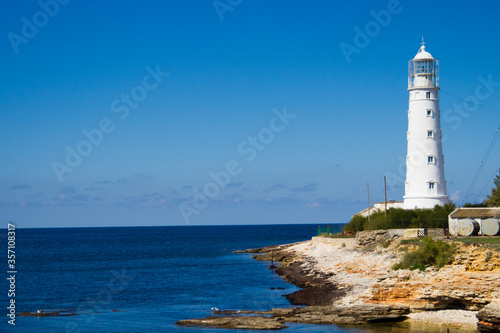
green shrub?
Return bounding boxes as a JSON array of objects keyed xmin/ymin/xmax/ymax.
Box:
[
  {"xmin": 393, "ymin": 237, "xmax": 456, "ymax": 271},
  {"xmin": 343, "ymin": 215, "xmax": 366, "ymax": 232},
  {"xmin": 458, "ymin": 238, "xmax": 500, "ymax": 244},
  {"xmin": 454, "ymin": 238, "xmax": 500, "ymax": 252},
  {"xmin": 381, "ymin": 239, "xmax": 392, "ymax": 248},
  {"xmin": 485, "ymin": 171, "xmax": 500, "ymax": 207},
  {"xmin": 343, "ymin": 203, "xmax": 456, "ymax": 232},
  {"xmin": 400, "ymin": 239, "xmax": 422, "ymax": 245},
  {"xmin": 464, "ymin": 202, "xmax": 487, "ymax": 207}
]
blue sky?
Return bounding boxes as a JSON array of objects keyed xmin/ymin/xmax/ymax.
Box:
[{"xmin": 1, "ymin": 0, "xmax": 500, "ymax": 228}]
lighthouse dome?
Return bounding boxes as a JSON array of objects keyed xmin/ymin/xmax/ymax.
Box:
[{"xmin": 413, "ymin": 45, "xmax": 434, "ymax": 60}]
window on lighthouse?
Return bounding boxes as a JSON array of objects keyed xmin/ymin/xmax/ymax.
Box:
[
  {"xmin": 427, "ymin": 130, "xmax": 434, "ymax": 138},
  {"xmin": 428, "ymin": 156, "xmax": 434, "ymax": 164},
  {"xmin": 426, "ymin": 92, "xmax": 431, "ymax": 99},
  {"xmin": 429, "ymin": 182, "xmax": 435, "ymax": 190},
  {"xmin": 427, "ymin": 109, "xmax": 433, "ymax": 117}
]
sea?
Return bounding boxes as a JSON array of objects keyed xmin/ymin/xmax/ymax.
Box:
[{"xmin": 1, "ymin": 224, "xmax": 454, "ymax": 332}]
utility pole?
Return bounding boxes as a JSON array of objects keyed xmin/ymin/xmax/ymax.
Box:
[
  {"xmin": 384, "ymin": 176, "xmax": 387, "ymax": 219},
  {"xmin": 367, "ymin": 183, "xmax": 371, "ymax": 223}
]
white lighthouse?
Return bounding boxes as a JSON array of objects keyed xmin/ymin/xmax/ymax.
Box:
[{"xmin": 404, "ymin": 41, "xmax": 449, "ymax": 209}]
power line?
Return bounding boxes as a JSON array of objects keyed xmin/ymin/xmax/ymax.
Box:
[
  {"xmin": 441, "ymin": 89, "xmax": 485, "ymax": 107},
  {"xmin": 474, "ymin": 168, "xmax": 499, "ymax": 203},
  {"xmin": 462, "ymin": 126, "xmax": 500, "ymax": 204}
]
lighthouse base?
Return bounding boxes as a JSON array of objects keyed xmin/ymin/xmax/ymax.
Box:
[{"xmin": 403, "ymin": 196, "xmax": 449, "ymax": 210}]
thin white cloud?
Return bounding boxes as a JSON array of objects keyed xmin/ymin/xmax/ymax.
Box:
[
  {"xmin": 450, "ymin": 190, "xmax": 461, "ymax": 201},
  {"xmin": 290, "ymin": 183, "xmax": 318, "ymax": 192},
  {"xmin": 9, "ymin": 184, "xmax": 31, "ymax": 190},
  {"xmin": 263, "ymin": 184, "xmax": 288, "ymax": 192}
]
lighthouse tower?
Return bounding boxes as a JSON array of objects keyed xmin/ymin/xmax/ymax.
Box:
[{"xmin": 404, "ymin": 41, "xmax": 449, "ymax": 209}]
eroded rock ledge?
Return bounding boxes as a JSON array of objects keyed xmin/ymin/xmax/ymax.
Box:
[
  {"xmin": 177, "ymin": 315, "xmax": 287, "ymax": 330},
  {"xmin": 176, "ymin": 304, "xmax": 409, "ymax": 330},
  {"xmin": 477, "ymin": 300, "xmax": 500, "ymax": 332}
]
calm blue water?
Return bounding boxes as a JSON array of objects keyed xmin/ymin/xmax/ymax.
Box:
[{"xmin": 1, "ymin": 224, "xmax": 399, "ymax": 332}]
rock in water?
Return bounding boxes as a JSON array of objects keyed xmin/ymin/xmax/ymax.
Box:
[
  {"xmin": 176, "ymin": 315, "xmax": 287, "ymax": 330},
  {"xmin": 270, "ymin": 304, "xmax": 409, "ymax": 325},
  {"xmin": 477, "ymin": 300, "xmax": 500, "ymax": 332}
]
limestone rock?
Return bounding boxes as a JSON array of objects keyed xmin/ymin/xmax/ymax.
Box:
[
  {"xmin": 176, "ymin": 304, "xmax": 410, "ymax": 329},
  {"xmin": 273, "ymin": 304, "xmax": 409, "ymax": 325},
  {"xmin": 477, "ymin": 300, "xmax": 500, "ymax": 332},
  {"xmin": 453, "ymin": 244, "xmax": 500, "ymax": 271},
  {"xmin": 206, "ymin": 238, "xmax": 500, "ymax": 331},
  {"xmin": 176, "ymin": 315, "xmax": 287, "ymax": 330},
  {"xmin": 355, "ymin": 230, "xmax": 388, "ymax": 246}
]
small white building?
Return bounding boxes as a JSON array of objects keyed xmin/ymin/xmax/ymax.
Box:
[
  {"xmin": 404, "ymin": 42, "xmax": 449, "ymax": 209},
  {"xmin": 448, "ymin": 207, "xmax": 500, "ymax": 236},
  {"xmin": 353, "ymin": 200, "xmax": 404, "ymax": 218}
]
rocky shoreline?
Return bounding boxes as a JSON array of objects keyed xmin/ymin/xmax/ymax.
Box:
[
  {"xmin": 235, "ymin": 243, "xmax": 349, "ymax": 306},
  {"xmin": 177, "ymin": 233, "xmax": 500, "ymax": 331}
]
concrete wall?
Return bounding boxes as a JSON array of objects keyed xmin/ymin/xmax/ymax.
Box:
[
  {"xmin": 373, "ymin": 201, "xmax": 405, "ymax": 210},
  {"xmin": 388, "ymin": 229, "xmax": 405, "ymax": 237},
  {"xmin": 403, "ymin": 229, "xmax": 419, "ymax": 238},
  {"xmin": 449, "ymin": 218, "xmax": 458, "ymax": 236},
  {"xmin": 311, "ymin": 236, "xmax": 357, "ymax": 249}
]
